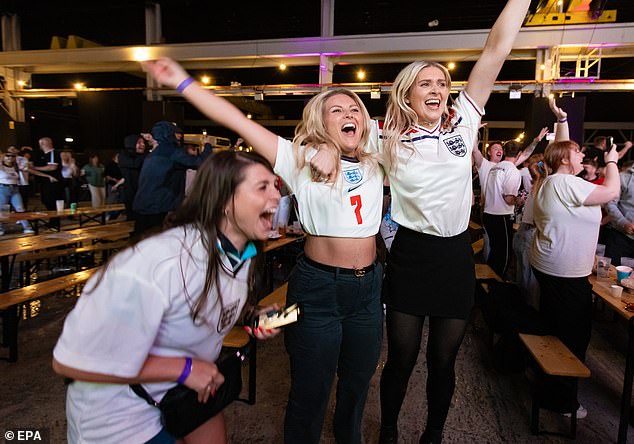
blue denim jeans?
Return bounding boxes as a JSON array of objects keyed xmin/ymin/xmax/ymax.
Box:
[
  {"xmin": 0, "ymin": 184, "xmax": 28, "ymax": 230},
  {"xmin": 284, "ymin": 255, "xmax": 383, "ymax": 444},
  {"xmin": 145, "ymin": 428, "xmax": 175, "ymax": 444}
]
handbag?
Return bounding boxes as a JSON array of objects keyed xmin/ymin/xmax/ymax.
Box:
[{"xmin": 130, "ymin": 350, "xmax": 244, "ymax": 438}]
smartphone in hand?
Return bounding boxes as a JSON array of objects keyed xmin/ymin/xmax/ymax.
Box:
[{"xmin": 251, "ymin": 304, "xmax": 301, "ymax": 329}]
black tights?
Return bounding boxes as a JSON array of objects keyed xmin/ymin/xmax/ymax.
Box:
[{"xmin": 380, "ymin": 308, "xmax": 469, "ymax": 436}]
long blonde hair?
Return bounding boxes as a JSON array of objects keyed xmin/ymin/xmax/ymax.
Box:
[
  {"xmin": 292, "ymin": 88, "xmax": 374, "ymax": 179},
  {"xmin": 382, "ymin": 61, "xmax": 453, "ymax": 168}
]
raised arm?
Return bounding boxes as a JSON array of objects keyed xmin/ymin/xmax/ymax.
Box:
[
  {"xmin": 472, "ymin": 139, "xmax": 485, "ymax": 169},
  {"xmin": 548, "ymin": 97, "xmax": 569, "ymax": 141},
  {"xmin": 619, "ymin": 141, "xmax": 633, "ymax": 160},
  {"xmin": 143, "ymin": 58, "xmax": 279, "ymax": 166},
  {"xmin": 465, "ymin": 0, "xmax": 531, "ymax": 109},
  {"xmin": 515, "ymin": 127, "xmax": 548, "ymax": 166},
  {"xmin": 585, "ymin": 145, "xmax": 621, "ymax": 206}
]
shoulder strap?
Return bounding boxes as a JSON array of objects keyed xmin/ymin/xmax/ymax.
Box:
[{"xmin": 130, "ymin": 384, "xmax": 159, "ymax": 407}]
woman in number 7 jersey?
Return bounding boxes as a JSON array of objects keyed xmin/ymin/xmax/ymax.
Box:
[{"xmin": 143, "ymin": 58, "xmax": 384, "ymax": 444}]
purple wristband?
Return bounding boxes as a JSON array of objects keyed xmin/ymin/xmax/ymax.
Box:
[
  {"xmin": 176, "ymin": 77, "xmax": 195, "ymax": 94},
  {"xmin": 177, "ymin": 357, "xmax": 193, "ymax": 384}
]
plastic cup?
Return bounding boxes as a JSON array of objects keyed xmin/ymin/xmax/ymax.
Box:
[
  {"xmin": 596, "ymin": 243, "xmax": 606, "ymax": 257},
  {"xmin": 278, "ymin": 223, "xmax": 287, "ymax": 238},
  {"xmin": 596, "ymin": 256, "xmax": 611, "ymax": 279},
  {"xmin": 55, "ymin": 200, "xmax": 65, "ymax": 212},
  {"xmin": 622, "ymin": 257, "xmax": 634, "ymax": 269},
  {"xmin": 610, "ymin": 285, "xmax": 624, "ymax": 298},
  {"xmin": 616, "ymin": 265, "xmax": 633, "ymax": 283}
]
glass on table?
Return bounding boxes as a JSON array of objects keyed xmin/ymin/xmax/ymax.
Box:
[{"xmin": 596, "ymin": 256, "xmax": 612, "ymax": 279}]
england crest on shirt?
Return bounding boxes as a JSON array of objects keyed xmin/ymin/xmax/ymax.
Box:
[
  {"xmin": 343, "ymin": 167, "xmax": 363, "ymax": 185},
  {"xmin": 443, "ymin": 135, "xmax": 467, "ymax": 157}
]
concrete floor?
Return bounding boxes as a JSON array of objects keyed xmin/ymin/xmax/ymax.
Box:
[{"xmin": 2, "ymin": 289, "xmax": 634, "ymax": 443}]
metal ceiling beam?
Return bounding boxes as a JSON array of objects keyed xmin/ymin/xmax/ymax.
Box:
[
  {"xmin": 11, "ymin": 79, "xmax": 632, "ymax": 99},
  {"xmin": 0, "ymin": 23, "xmax": 632, "ymax": 74}
]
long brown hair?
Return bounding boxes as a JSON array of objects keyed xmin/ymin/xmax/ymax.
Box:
[{"xmin": 88, "ymin": 150, "xmax": 272, "ymax": 323}]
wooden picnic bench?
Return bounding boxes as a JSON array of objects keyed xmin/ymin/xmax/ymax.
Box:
[
  {"xmin": 16, "ymin": 239, "xmax": 128, "ymax": 286},
  {"xmin": 1, "ymin": 268, "xmax": 98, "ymax": 362},
  {"xmin": 519, "ymin": 333, "xmax": 591, "ymax": 439},
  {"xmin": 4, "ymin": 204, "xmax": 126, "ymax": 234},
  {"xmin": 0, "ymin": 222, "xmax": 133, "ymax": 292}
]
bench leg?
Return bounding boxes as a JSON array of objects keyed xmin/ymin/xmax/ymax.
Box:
[
  {"xmin": 530, "ymin": 372, "xmax": 541, "ymax": 435},
  {"xmin": 247, "ymin": 337, "xmax": 257, "ymax": 405},
  {"xmin": 1, "ymin": 305, "xmax": 20, "ymax": 362},
  {"xmin": 569, "ymin": 379, "xmax": 578, "ymax": 439}
]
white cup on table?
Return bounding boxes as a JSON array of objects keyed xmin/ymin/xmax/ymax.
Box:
[
  {"xmin": 55, "ymin": 200, "xmax": 65, "ymax": 212},
  {"xmin": 610, "ymin": 285, "xmax": 624, "ymax": 299}
]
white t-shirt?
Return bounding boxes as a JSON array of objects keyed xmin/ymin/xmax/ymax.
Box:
[
  {"xmin": 372, "ymin": 91, "xmax": 483, "ymax": 237},
  {"xmin": 53, "ymin": 226, "xmax": 249, "ymax": 443},
  {"xmin": 0, "ymin": 164, "xmax": 19, "ymax": 185},
  {"xmin": 520, "ymin": 167, "xmax": 532, "ymax": 193},
  {"xmin": 530, "ymin": 174, "xmax": 599, "ymax": 277},
  {"xmin": 274, "ymin": 137, "xmax": 383, "ymax": 238},
  {"xmin": 477, "ymin": 157, "xmax": 494, "ymax": 190},
  {"xmin": 483, "ymin": 160, "xmax": 521, "ymax": 215}
]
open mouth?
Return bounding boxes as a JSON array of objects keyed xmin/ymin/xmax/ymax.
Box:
[
  {"xmin": 341, "ymin": 122, "xmax": 357, "ymax": 135},
  {"xmin": 260, "ymin": 207, "xmax": 277, "ymax": 230},
  {"xmin": 425, "ymin": 99, "xmax": 441, "ymax": 109}
]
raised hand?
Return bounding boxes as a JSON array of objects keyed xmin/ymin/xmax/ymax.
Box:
[
  {"xmin": 548, "ymin": 96, "xmax": 567, "ymax": 121},
  {"xmin": 142, "ymin": 58, "xmax": 190, "ymax": 90},
  {"xmin": 535, "ymin": 126, "xmax": 549, "ymax": 142},
  {"xmin": 605, "ymin": 142, "xmax": 619, "ymax": 164}
]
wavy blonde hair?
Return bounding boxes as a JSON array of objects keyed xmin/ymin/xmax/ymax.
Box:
[
  {"xmin": 382, "ymin": 61, "xmax": 453, "ymax": 169},
  {"xmin": 292, "ymin": 88, "xmax": 375, "ymax": 179}
]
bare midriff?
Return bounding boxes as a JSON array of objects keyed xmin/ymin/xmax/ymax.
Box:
[{"xmin": 304, "ymin": 235, "xmax": 376, "ymax": 269}]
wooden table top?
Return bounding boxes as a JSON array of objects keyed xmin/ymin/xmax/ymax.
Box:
[
  {"xmin": 0, "ymin": 222, "xmax": 133, "ymax": 257},
  {"xmin": 263, "ymin": 233, "xmax": 304, "ymax": 253},
  {"xmin": 589, "ymin": 269, "xmax": 634, "ymax": 322},
  {"xmin": 1, "ymin": 204, "xmax": 125, "ymax": 222}
]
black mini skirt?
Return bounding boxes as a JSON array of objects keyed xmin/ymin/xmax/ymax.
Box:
[{"xmin": 383, "ymin": 226, "xmax": 475, "ymax": 319}]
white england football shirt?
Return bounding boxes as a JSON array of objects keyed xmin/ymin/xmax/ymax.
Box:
[
  {"xmin": 371, "ymin": 91, "xmax": 484, "ymax": 237},
  {"xmin": 274, "ymin": 137, "xmax": 383, "ymax": 238}
]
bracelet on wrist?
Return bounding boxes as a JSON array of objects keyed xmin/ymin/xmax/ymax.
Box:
[
  {"xmin": 176, "ymin": 77, "xmax": 195, "ymax": 94},
  {"xmin": 177, "ymin": 357, "xmax": 193, "ymax": 384},
  {"xmin": 558, "ymin": 118, "xmax": 567, "ymax": 123},
  {"xmin": 606, "ymin": 160, "xmax": 618, "ymax": 166}
]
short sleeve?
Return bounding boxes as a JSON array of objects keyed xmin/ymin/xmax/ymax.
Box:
[
  {"xmin": 53, "ymin": 266, "xmax": 168, "ymax": 378},
  {"xmin": 554, "ymin": 175, "xmax": 597, "ymax": 207},
  {"xmin": 274, "ymin": 136, "xmax": 312, "ymax": 193},
  {"xmin": 501, "ymin": 167, "xmax": 522, "ymax": 196}
]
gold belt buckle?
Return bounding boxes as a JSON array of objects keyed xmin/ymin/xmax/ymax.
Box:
[{"xmin": 354, "ymin": 268, "xmax": 366, "ymax": 278}]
